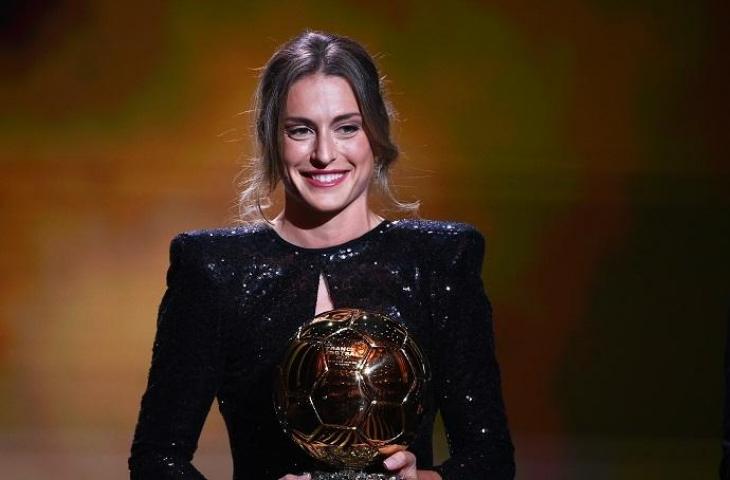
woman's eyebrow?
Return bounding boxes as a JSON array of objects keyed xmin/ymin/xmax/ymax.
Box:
[
  {"xmin": 282, "ymin": 116, "xmax": 315, "ymax": 126},
  {"xmin": 283, "ymin": 112, "xmax": 362, "ymax": 124},
  {"xmin": 332, "ymin": 112, "xmax": 362, "ymax": 122}
]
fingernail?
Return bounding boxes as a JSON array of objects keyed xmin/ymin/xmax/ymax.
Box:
[{"xmin": 383, "ymin": 457, "xmax": 396, "ymax": 469}]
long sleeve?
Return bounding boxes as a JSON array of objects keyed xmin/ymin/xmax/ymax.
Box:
[
  {"xmin": 129, "ymin": 234, "xmax": 225, "ymax": 480},
  {"xmin": 430, "ymin": 227, "xmax": 515, "ymax": 479}
]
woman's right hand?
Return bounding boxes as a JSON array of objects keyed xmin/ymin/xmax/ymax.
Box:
[{"xmin": 278, "ymin": 474, "xmax": 311, "ymax": 480}]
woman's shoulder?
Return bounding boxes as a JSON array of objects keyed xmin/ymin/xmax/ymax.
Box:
[
  {"xmin": 175, "ymin": 222, "xmax": 269, "ymax": 241},
  {"xmin": 387, "ymin": 218, "xmax": 486, "ymax": 265},
  {"xmin": 392, "ymin": 219, "xmax": 485, "ymax": 274},
  {"xmin": 167, "ymin": 222, "xmax": 273, "ymax": 259},
  {"xmin": 388, "ymin": 218, "xmax": 484, "ymax": 245}
]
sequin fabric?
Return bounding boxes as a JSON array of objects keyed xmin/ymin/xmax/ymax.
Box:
[
  {"xmin": 129, "ymin": 219, "xmax": 515, "ymax": 480},
  {"xmin": 309, "ymin": 471, "xmax": 396, "ymax": 480}
]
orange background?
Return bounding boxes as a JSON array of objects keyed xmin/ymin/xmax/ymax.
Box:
[{"xmin": 0, "ymin": 1, "xmax": 728, "ymax": 478}]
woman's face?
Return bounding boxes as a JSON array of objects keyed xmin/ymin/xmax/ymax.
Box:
[{"xmin": 280, "ymin": 73, "xmax": 375, "ymax": 216}]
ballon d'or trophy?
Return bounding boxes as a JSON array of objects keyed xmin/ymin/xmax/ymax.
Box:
[{"xmin": 274, "ymin": 308, "xmax": 431, "ymax": 480}]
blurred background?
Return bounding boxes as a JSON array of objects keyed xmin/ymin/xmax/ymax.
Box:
[{"xmin": 0, "ymin": 1, "xmax": 728, "ymax": 478}]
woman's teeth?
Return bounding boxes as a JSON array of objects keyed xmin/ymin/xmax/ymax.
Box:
[{"xmin": 310, "ymin": 173, "xmax": 344, "ymax": 183}]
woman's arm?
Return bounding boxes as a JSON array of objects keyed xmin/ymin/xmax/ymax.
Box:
[
  {"xmin": 429, "ymin": 226, "xmax": 515, "ymax": 480},
  {"xmin": 129, "ymin": 234, "xmax": 225, "ymax": 479}
]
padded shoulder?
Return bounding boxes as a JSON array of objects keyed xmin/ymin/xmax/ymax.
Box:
[
  {"xmin": 171, "ymin": 223, "xmax": 269, "ymax": 256},
  {"xmin": 177, "ymin": 222, "xmax": 268, "ymax": 244},
  {"xmin": 164, "ymin": 223, "xmax": 271, "ymax": 285},
  {"xmin": 389, "ymin": 219, "xmax": 485, "ymax": 271}
]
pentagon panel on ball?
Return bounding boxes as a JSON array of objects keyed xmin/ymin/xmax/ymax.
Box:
[{"xmin": 274, "ymin": 308, "xmax": 431, "ymax": 478}]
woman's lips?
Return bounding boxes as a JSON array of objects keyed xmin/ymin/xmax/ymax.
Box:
[{"xmin": 301, "ymin": 171, "xmax": 349, "ymax": 187}]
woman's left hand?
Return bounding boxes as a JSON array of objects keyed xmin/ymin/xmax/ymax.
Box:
[
  {"xmin": 277, "ymin": 474, "xmax": 310, "ymax": 480},
  {"xmin": 383, "ymin": 450, "xmax": 418, "ymax": 479},
  {"xmin": 382, "ymin": 449, "xmax": 443, "ymax": 480}
]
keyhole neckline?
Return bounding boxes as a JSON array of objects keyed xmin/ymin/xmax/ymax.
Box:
[{"xmin": 266, "ymin": 219, "xmax": 390, "ymax": 254}]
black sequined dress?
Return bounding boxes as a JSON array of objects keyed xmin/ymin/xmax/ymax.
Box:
[{"xmin": 129, "ymin": 219, "xmax": 515, "ymax": 479}]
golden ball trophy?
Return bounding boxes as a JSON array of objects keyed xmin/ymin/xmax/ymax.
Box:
[{"xmin": 274, "ymin": 308, "xmax": 431, "ymax": 480}]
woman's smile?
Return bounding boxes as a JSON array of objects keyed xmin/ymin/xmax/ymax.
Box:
[{"xmin": 300, "ymin": 170, "xmax": 349, "ymax": 187}]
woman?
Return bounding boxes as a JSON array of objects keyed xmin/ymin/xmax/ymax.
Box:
[{"xmin": 129, "ymin": 31, "xmax": 515, "ymax": 480}]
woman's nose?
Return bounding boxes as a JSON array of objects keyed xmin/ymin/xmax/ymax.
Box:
[{"xmin": 311, "ymin": 132, "xmax": 336, "ymax": 166}]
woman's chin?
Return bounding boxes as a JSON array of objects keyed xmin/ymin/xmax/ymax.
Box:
[
  {"xmin": 301, "ymin": 202, "xmax": 347, "ymax": 216},
  {"xmin": 297, "ymin": 194, "xmax": 354, "ymax": 216},
  {"xmin": 285, "ymin": 186, "xmax": 369, "ymax": 219}
]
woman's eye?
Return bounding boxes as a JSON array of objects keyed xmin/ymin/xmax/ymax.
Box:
[
  {"xmin": 286, "ymin": 127, "xmax": 312, "ymax": 139},
  {"xmin": 337, "ymin": 124, "xmax": 360, "ymax": 136}
]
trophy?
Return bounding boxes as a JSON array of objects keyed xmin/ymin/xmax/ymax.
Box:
[{"xmin": 274, "ymin": 308, "xmax": 431, "ymax": 480}]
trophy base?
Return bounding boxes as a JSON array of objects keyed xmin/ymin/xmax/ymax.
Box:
[{"xmin": 310, "ymin": 471, "xmax": 398, "ymax": 480}]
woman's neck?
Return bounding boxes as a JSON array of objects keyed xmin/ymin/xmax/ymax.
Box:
[{"xmin": 273, "ymin": 199, "xmax": 383, "ymax": 249}]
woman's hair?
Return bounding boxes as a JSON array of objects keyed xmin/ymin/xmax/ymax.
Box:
[{"xmin": 238, "ymin": 30, "xmax": 418, "ymax": 222}]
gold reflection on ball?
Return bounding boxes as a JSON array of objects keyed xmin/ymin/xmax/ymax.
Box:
[{"xmin": 274, "ymin": 308, "xmax": 431, "ymax": 469}]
